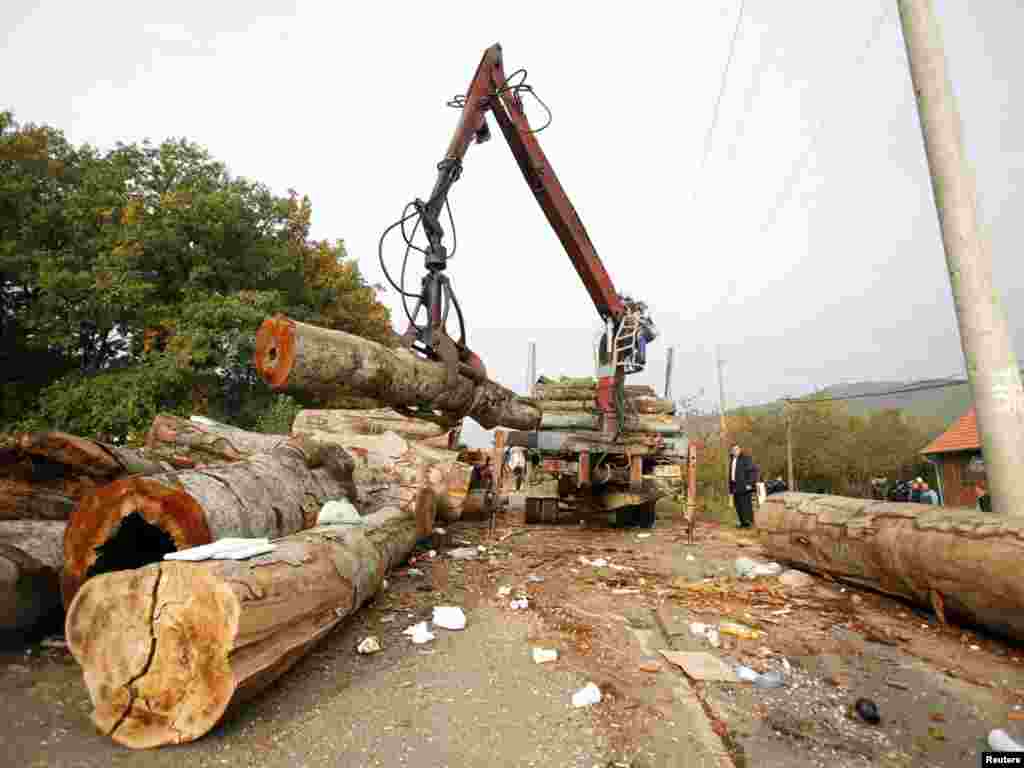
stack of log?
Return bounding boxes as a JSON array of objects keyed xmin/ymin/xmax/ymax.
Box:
[{"xmin": 532, "ymin": 380, "xmax": 681, "ymax": 435}]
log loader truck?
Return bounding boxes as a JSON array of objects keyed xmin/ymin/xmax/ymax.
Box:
[{"xmin": 377, "ymin": 44, "xmax": 692, "ymax": 526}]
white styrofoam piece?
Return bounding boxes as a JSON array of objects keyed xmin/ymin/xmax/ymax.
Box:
[
  {"xmin": 213, "ymin": 542, "xmax": 277, "ymax": 560},
  {"xmin": 164, "ymin": 538, "xmax": 270, "ymax": 561}
]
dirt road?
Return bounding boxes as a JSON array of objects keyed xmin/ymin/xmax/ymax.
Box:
[{"xmin": 2, "ymin": 507, "xmax": 1022, "ymax": 767}]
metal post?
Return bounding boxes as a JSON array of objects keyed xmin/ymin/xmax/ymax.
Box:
[
  {"xmin": 898, "ymin": 0, "xmax": 1024, "ymax": 515},
  {"xmin": 786, "ymin": 402, "xmax": 795, "ymax": 492},
  {"xmin": 664, "ymin": 346, "xmax": 675, "ymax": 400}
]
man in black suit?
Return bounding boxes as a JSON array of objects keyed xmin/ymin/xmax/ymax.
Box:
[{"xmin": 728, "ymin": 443, "xmax": 755, "ymax": 528}]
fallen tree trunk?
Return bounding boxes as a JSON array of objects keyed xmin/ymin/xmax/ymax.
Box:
[
  {"xmin": 535, "ymin": 396, "xmax": 674, "ymax": 415},
  {"xmin": 1, "ymin": 432, "xmax": 179, "ymax": 521},
  {"xmin": 0, "ymin": 520, "xmax": 66, "ymax": 634},
  {"xmin": 539, "ymin": 411, "xmax": 683, "ymax": 434},
  {"xmin": 66, "ymin": 508, "xmax": 418, "ymax": 749},
  {"xmin": 254, "ymin": 315, "xmax": 541, "ymax": 431},
  {"xmin": 145, "ymin": 414, "xmax": 290, "ymax": 466},
  {"xmin": 759, "ymin": 492, "xmax": 1024, "ymax": 641},
  {"xmin": 292, "ymin": 409, "xmax": 446, "ymax": 442},
  {"xmin": 61, "ymin": 437, "xmax": 356, "ymax": 608}
]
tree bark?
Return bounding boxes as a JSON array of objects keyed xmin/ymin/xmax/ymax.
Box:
[
  {"xmin": 17, "ymin": 431, "xmax": 175, "ymax": 477},
  {"xmin": 0, "ymin": 520, "xmax": 66, "ymax": 634},
  {"xmin": 145, "ymin": 414, "xmax": 291, "ymax": 466},
  {"xmin": 292, "ymin": 409, "xmax": 446, "ymax": 442},
  {"xmin": 254, "ymin": 315, "xmax": 541, "ymax": 431},
  {"xmin": 759, "ymin": 492, "xmax": 1024, "ymax": 641},
  {"xmin": 66, "ymin": 508, "xmax": 419, "ymax": 749},
  {"xmin": 61, "ymin": 437, "xmax": 356, "ymax": 609}
]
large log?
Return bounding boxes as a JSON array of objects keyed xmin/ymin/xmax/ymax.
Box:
[
  {"xmin": 759, "ymin": 492, "xmax": 1024, "ymax": 641},
  {"xmin": 1, "ymin": 432, "xmax": 177, "ymax": 520},
  {"xmin": 61, "ymin": 437, "xmax": 356, "ymax": 609},
  {"xmin": 539, "ymin": 411, "xmax": 684, "ymax": 434},
  {"xmin": 66, "ymin": 508, "xmax": 419, "ymax": 749},
  {"xmin": 254, "ymin": 315, "xmax": 542, "ymax": 431},
  {"xmin": 145, "ymin": 414, "xmax": 290, "ymax": 466},
  {"xmin": 535, "ymin": 396, "xmax": 675, "ymax": 415},
  {"xmin": 534, "ymin": 383, "xmax": 657, "ymax": 401},
  {"xmin": 292, "ymin": 409, "xmax": 446, "ymax": 442},
  {"xmin": 0, "ymin": 520, "xmax": 67, "ymax": 634}
]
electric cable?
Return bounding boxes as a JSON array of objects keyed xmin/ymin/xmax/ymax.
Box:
[{"xmin": 782, "ymin": 378, "xmax": 969, "ymax": 405}]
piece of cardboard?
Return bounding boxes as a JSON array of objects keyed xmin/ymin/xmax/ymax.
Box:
[{"xmin": 659, "ymin": 650, "xmax": 740, "ymax": 682}]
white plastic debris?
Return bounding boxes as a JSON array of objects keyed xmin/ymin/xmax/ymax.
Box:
[
  {"xmin": 533, "ymin": 648, "xmax": 558, "ymax": 664},
  {"xmin": 165, "ymin": 538, "xmax": 270, "ymax": 561},
  {"xmin": 497, "ymin": 586, "xmax": 513, "ymax": 597},
  {"xmin": 432, "ymin": 606, "xmax": 467, "ymax": 631},
  {"xmin": 990, "ymin": 729, "xmax": 1024, "ymax": 752},
  {"xmin": 403, "ymin": 622, "xmax": 435, "ymax": 645},
  {"xmin": 448, "ymin": 547, "xmax": 479, "ymax": 560},
  {"xmin": 572, "ymin": 682, "xmax": 603, "ymax": 708},
  {"xmin": 735, "ymin": 665, "xmax": 760, "ymax": 683},
  {"xmin": 407, "ymin": 568, "xmax": 424, "ymax": 576},
  {"xmin": 734, "ymin": 557, "xmax": 783, "ymax": 579},
  {"xmin": 317, "ymin": 498, "xmax": 362, "ymax": 525},
  {"xmin": 510, "ymin": 598, "xmax": 529, "ymax": 610},
  {"xmin": 357, "ymin": 636, "xmax": 381, "ymax": 654}
]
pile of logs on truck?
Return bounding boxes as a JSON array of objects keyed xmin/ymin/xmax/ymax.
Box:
[{"xmin": 505, "ymin": 378, "xmax": 689, "ymax": 526}]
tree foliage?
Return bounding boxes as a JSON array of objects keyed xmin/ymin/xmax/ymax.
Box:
[{"xmin": 1, "ymin": 110, "xmax": 393, "ymax": 439}]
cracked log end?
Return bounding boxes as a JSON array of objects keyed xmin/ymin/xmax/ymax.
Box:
[
  {"xmin": 66, "ymin": 564, "xmax": 240, "ymax": 749},
  {"xmin": 254, "ymin": 315, "xmax": 296, "ymax": 391},
  {"xmin": 62, "ymin": 479, "xmax": 212, "ymax": 609}
]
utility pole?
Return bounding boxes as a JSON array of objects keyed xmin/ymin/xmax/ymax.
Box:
[
  {"xmin": 664, "ymin": 346, "xmax": 675, "ymax": 400},
  {"xmin": 785, "ymin": 401, "xmax": 795, "ymax": 491},
  {"xmin": 526, "ymin": 340, "xmax": 537, "ymax": 397},
  {"xmin": 898, "ymin": 0, "xmax": 1024, "ymax": 515},
  {"xmin": 716, "ymin": 346, "xmax": 728, "ymax": 440}
]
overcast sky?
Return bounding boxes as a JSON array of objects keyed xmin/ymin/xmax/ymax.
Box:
[{"xmin": 4, "ymin": 1, "xmax": 1021, "ymax": 446}]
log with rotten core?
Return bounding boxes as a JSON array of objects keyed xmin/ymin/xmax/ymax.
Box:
[
  {"xmin": 0, "ymin": 432, "xmax": 178, "ymax": 634},
  {"xmin": 760, "ymin": 492, "xmax": 1024, "ymax": 642}
]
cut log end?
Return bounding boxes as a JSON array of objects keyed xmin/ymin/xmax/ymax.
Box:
[
  {"xmin": 62, "ymin": 479, "xmax": 212, "ymax": 608},
  {"xmin": 254, "ymin": 315, "xmax": 296, "ymax": 390},
  {"xmin": 66, "ymin": 563, "xmax": 240, "ymax": 749}
]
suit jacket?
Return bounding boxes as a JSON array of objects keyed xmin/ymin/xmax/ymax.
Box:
[{"xmin": 728, "ymin": 454, "xmax": 755, "ymax": 495}]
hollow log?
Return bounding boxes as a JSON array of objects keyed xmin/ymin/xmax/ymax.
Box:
[
  {"xmin": 539, "ymin": 411, "xmax": 683, "ymax": 434},
  {"xmin": 292, "ymin": 408, "xmax": 446, "ymax": 442},
  {"xmin": 533, "ymin": 384, "xmax": 656, "ymax": 401},
  {"xmin": 759, "ymin": 492, "xmax": 1024, "ymax": 641},
  {"xmin": 1, "ymin": 432, "xmax": 178, "ymax": 521},
  {"xmin": 66, "ymin": 508, "xmax": 419, "ymax": 749},
  {"xmin": 145, "ymin": 414, "xmax": 290, "ymax": 466},
  {"xmin": 0, "ymin": 520, "xmax": 67, "ymax": 634},
  {"xmin": 254, "ymin": 315, "xmax": 541, "ymax": 431},
  {"xmin": 61, "ymin": 437, "xmax": 356, "ymax": 609}
]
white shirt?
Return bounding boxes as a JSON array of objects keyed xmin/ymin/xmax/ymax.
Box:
[{"xmin": 730, "ymin": 456, "xmax": 737, "ymax": 482}]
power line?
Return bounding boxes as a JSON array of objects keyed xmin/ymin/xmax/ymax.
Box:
[
  {"xmin": 692, "ymin": 0, "xmax": 747, "ymax": 204},
  {"xmin": 758, "ymin": 2, "xmax": 891, "ymax": 237},
  {"xmin": 783, "ymin": 378, "xmax": 969, "ymax": 405}
]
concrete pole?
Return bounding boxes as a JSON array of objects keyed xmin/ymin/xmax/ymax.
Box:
[
  {"xmin": 716, "ymin": 346, "xmax": 728, "ymax": 440},
  {"xmin": 897, "ymin": 0, "xmax": 1024, "ymax": 515},
  {"xmin": 786, "ymin": 403, "xmax": 795, "ymax": 492},
  {"xmin": 664, "ymin": 346, "xmax": 675, "ymax": 400},
  {"xmin": 526, "ymin": 340, "xmax": 537, "ymax": 397}
]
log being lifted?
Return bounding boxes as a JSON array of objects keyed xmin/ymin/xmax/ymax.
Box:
[
  {"xmin": 61, "ymin": 436, "xmax": 356, "ymax": 608},
  {"xmin": 66, "ymin": 508, "xmax": 418, "ymax": 749},
  {"xmin": 759, "ymin": 492, "xmax": 1024, "ymax": 641},
  {"xmin": 1, "ymin": 431, "xmax": 178, "ymax": 521},
  {"xmin": 0, "ymin": 520, "xmax": 67, "ymax": 634},
  {"xmin": 533, "ymin": 383, "xmax": 656, "ymax": 401},
  {"xmin": 254, "ymin": 315, "xmax": 541, "ymax": 431}
]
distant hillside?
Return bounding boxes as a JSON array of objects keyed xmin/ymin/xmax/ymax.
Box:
[{"xmin": 738, "ymin": 377, "xmax": 975, "ymax": 433}]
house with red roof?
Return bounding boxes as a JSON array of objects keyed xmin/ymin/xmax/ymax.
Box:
[{"xmin": 920, "ymin": 407, "xmax": 985, "ymax": 507}]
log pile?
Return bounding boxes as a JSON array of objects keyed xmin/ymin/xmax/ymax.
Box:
[
  {"xmin": 66, "ymin": 507, "xmax": 419, "ymax": 749},
  {"xmin": 530, "ymin": 379, "xmax": 680, "ymax": 436},
  {"xmin": 759, "ymin": 492, "xmax": 1024, "ymax": 641}
]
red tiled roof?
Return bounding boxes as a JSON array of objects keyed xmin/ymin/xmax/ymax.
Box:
[{"xmin": 920, "ymin": 407, "xmax": 980, "ymax": 455}]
